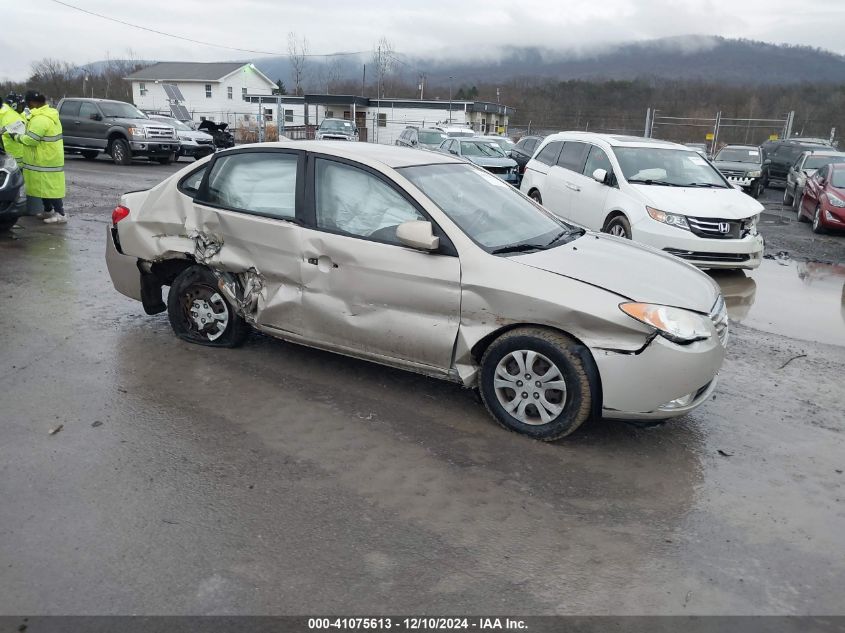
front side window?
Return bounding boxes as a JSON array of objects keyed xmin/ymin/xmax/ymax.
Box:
[
  {"xmin": 202, "ymin": 152, "xmax": 298, "ymax": 220},
  {"xmin": 205, "ymin": 84, "xmax": 212, "ymax": 98},
  {"xmin": 613, "ymin": 147, "xmax": 727, "ymax": 187},
  {"xmin": 399, "ymin": 163, "xmax": 575, "ymax": 251},
  {"xmin": 79, "ymin": 102, "xmax": 100, "ymax": 120},
  {"xmin": 315, "ymin": 159, "xmax": 424, "ymax": 244},
  {"xmin": 534, "ymin": 141, "xmax": 563, "ymax": 166},
  {"xmin": 556, "ymin": 141, "xmax": 589, "ymax": 172},
  {"xmin": 583, "ymin": 145, "xmax": 613, "ymax": 179}
]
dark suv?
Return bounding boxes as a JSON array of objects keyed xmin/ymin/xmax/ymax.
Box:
[
  {"xmin": 395, "ymin": 127, "xmax": 448, "ymax": 150},
  {"xmin": 58, "ymin": 98, "xmax": 180, "ymax": 165},
  {"xmin": 760, "ymin": 138, "xmax": 831, "ymax": 189},
  {"xmin": 510, "ymin": 135, "xmax": 545, "ymax": 176},
  {"xmin": 0, "ymin": 150, "xmax": 28, "ymax": 232}
]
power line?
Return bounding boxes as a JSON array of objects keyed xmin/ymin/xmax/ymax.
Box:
[{"xmin": 47, "ymin": 0, "xmax": 369, "ymax": 58}]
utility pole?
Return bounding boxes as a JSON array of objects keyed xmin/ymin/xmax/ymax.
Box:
[
  {"xmin": 418, "ymin": 73, "xmax": 425, "ymax": 100},
  {"xmin": 362, "ymin": 64, "xmax": 366, "ymax": 97},
  {"xmin": 448, "ymin": 76, "xmax": 453, "ymax": 124},
  {"xmin": 376, "ymin": 46, "xmax": 381, "ymax": 143}
]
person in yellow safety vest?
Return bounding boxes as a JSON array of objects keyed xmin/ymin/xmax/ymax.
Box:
[
  {"xmin": 17, "ymin": 90, "xmax": 67, "ymax": 224},
  {"xmin": 0, "ymin": 93, "xmax": 26, "ymax": 161}
]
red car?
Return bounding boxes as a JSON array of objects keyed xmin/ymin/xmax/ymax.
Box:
[{"xmin": 798, "ymin": 162, "xmax": 845, "ymax": 233}]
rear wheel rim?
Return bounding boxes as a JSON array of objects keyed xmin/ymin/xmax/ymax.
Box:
[
  {"xmin": 494, "ymin": 350, "xmax": 567, "ymax": 426},
  {"xmin": 182, "ymin": 285, "xmax": 229, "ymax": 341}
]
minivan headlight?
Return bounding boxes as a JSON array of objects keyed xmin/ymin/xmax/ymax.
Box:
[
  {"xmin": 646, "ymin": 206, "xmax": 690, "ymax": 230},
  {"xmin": 620, "ymin": 302, "xmax": 712, "ymax": 344}
]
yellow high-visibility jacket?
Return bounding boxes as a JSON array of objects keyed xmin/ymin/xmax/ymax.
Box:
[
  {"xmin": 0, "ymin": 103, "xmax": 25, "ymax": 160},
  {"xmin": 19, "ymin": 104, "xmax": 65, "ymax": 199}
]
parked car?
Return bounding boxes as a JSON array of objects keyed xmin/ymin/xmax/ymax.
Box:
[
  {"xmin": 685, "ymin": 143, "xmax": 709, "ymax": 158},
  {"xmin": 510, "ymin": 135, "xmax": 545, "ymax": 177},
  {"xmin": 520, "ymin": 132, "xmax": 764, "ymax": 270},
  {"xmin": 315, "ymin": 118, "xmax": 359, "ymax": 141},
  {"xmin": 760, "ymin": 139, "xmax": 830, "ymax": 189},
  {"xmin": 712, "ymin": 145, "xmax": 765, "ymax": 198},
  {"xmin": 149, "ymin": 115, "xmax": 215, "ymax": 160},
  {"xmin": 58, "ymin": 98, "xmax": 180, "ymax": 165},
  {"xmin": 783, "ymin": 149, "xmax": 845, "ymax": 208},
  {"xmin": 395, "ymin": 126, "xmax": 448, "ymax": 150},
  {"xmin": 477, "ymin": 135, "xmax": 517, "ymax": 156},
  {"xmin": 197, "ymin": 120, "xmax": 235, "ymax": 149},
  {"xmin": 105, "ymin": 141, "xmax": 728, "ymax": 441},
  {"xmin": 438, "ymin": 138, "xmax": 519, "ymax": 184},
  {"xmin": 797, "ymin": 162, "xmax": 845, "ymax": 234},
  {"xmin": 434, "ymin": 125, "xmax": 475, "ymax": 138},
  {"xmin": 0, "ymin": 149, "xmax": 28, "ymax": 232}
]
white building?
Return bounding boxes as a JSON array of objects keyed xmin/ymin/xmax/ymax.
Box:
[
  {"xmin": 243, "ymin": 93, "xmax": 515, "ymax": 144},
  {"xmin": 126, "ymin": 61, "xmax": 277, "ymax": 125}
]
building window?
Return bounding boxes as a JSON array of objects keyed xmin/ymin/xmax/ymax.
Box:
[
  {"xmin": 139, "ymin": 82, "xmax": 147, "ymax": 97},
  {"xmin": 378, "ymin": 113, "xmax": 387, "ymax": 128},
  {"xmin": 325, "ymin": 110, "xmax": 334, "ymax": 119},
  {"xmin": 227, "ymin": 86, "xmax": 233, "ymax": 100},
  {"xmin": 284, "ymin": 109, "xmax": 294, "ymax": 123},
  {"xmin": 264, "ymin": 108, "xmax": 273, "ymax": 121},
  {"xmin": 204, "ymin": 84, "xmax": 212, "ymax": 98},
  {"xmin": 242, "ymin": 87, "xmax": 247, "ymax": 97}
]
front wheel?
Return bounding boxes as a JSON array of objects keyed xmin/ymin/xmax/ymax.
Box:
[
  {"xmin": 529, "ymin": 190, "xmax": 542, "ymax": 204},
  {"xmin": 812, "ymin": 205, "xmax": 826, "ymax": 234},
  {"xmin": 783, "ymin": 186, "xmax": 794, "ymax": 207},
  {"xmin": 605, "ymin": 215, "xmax": 632, "ymax": 239},
  {"xmin": 110, "ymin": 138, "xmax": 131, "ymax": 166},
  {"xmin": 751, "ymin": 181, "xmax": 763, "ymax": 199},
  {"xmin": 167, "ymin": 265, "xmax": 250, "ymax": 347},
  {"xmin": 479, "ymin": 327, "xmax": 594, "ymax": 441}
]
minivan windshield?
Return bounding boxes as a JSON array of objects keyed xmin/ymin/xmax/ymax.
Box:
[
  {"xmin": 320, "ymin": 119, "xmax": 354, "ymax": 132},
  {"xmin": 100, "ymin": 102, "xmax": 147, "ymax": 119},
  {"xmin": 614, "ymin": 147, "xmax": 728, "ymax": 188},
  {"xmin": 716, "ymin": 147, "xmax": 761, "ymax": 163},
  {"xmin": 399, "ymin": 163, "xmax": 579, "ymax": 252}
]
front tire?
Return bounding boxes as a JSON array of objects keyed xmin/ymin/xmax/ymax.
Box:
[
  {"xmin": 783, "ymin": 186, "xmax": 794, "ymax": 207},
  {"xmin": 110, "ymin": 138, "xmax": 131, "ymax": 166},
  {"xmin": 167, "ymin": 265, "xmax": 250, "ymax": 348},
  {"xmin": 479, "ymin": 327, "xmax": 594, "ymax": 441},
  {"xmin": 605, "ymin": 215, "xmax": 632, "ymax": 239},
  {"xmin": 529, "ymin": 190, "xmax": 542, "ymax": 204},
  {"xmin": 812, "ymin": 205, "xmax": 826, "ymax": 234}
]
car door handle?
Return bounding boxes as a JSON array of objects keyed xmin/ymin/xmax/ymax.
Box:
[
  {"xmin": 306, "ymin": 256, "xmax": 338, "ymax": 269},
  {"xmin": 565, "ymin": 182, "xmax": 581, "ymax": 191}
]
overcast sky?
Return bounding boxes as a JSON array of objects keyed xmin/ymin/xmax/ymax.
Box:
[{"xmin": 2, "ymin": 0, "xmax": 843, "ymax": 80}]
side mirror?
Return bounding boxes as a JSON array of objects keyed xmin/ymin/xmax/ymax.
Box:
[
  {"xmin": 592, "ymin": 168, "xmax": 608, "ymax": 184},
  {"xmin": 396, "ymin": 220, "xmax": 439, "ymax": 251},
  {"xmin": 449, "ymin": 149, "xmax": 458, "ymax": 155},
  {"xmin": 91, "ymin": 113, "xmax": 103, "ymax": 121}
]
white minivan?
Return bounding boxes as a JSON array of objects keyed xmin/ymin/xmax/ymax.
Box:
[{"xmin": 520, "ymin": 132, "xmax": 765, "ymax": 269}]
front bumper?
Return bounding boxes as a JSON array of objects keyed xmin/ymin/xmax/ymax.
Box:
[
  {"xmin": 631, "ymin": 218, "xmax": 764, "ymax": 269},
  {"xmin": 596, "ymin": 333, "xmax": 725, "ymax": 420},
  {"xmin": 179, "ymin": 141, "xmax": 215, "ymax": 157},
  {"xmin": 129, "ymin": 140, "xmax": 180, "ymax": 156},
  {"xmin": 820, "ymin": 204, "xmax": 845, "ymax": 230}
]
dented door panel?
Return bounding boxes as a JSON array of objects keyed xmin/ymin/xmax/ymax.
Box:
[{"xmin": 298, "ymin": 228, "xmax": 461, "ymax": 371}]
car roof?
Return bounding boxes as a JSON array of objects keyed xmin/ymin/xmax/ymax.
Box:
[
  {"xmin": 544, "ymin": 131, "xmax": 686, "ymax": 150},
  {"xmin": 801, "ymin": 149, "xmax": 844, "ymax": 156},
  {"xmin": 244, "ymin": 141, "xmax": 463, "ymax": 168},
  {"xmin": 60, "ymin": 97, "xmax": 132, "ymax": 104},
  {"xmin": 720, "ymin": 145, "xmax": 759, "ymax": 150}
]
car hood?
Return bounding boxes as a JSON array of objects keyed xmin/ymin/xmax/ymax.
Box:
[
  {"xmin": 630, "ymin": 184, "xmax": 764, "ymax": 219},
  {"xmin": 511, "ymin": 233, "xmax": 720, "ymax": 313},
  {"xmin": 714, "ymin": 160, "xmax": 761, "ymax": 172},
  {"xmin": 467, "ymin": 156, "xmax": 517, "ymax": 168},
  {"xmin": 178, "ymin": 130, "xmax": 213, "ymax": 141}
]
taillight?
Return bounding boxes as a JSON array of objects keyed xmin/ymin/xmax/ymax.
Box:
[{"xmin": 112, "ymin": 205, "xmax": 130, "ymax": 225}]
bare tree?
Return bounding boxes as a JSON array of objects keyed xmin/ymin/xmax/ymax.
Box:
[
  {"xmin": 288, "ymin": 32, "xmax": 309, "ymax": 96},
  {"xmin": 371, "ymin": 37, "xmax": 395, "ymax": 98},
  {"xmin": 325, "ymin": 57, "xmax": 344, "ymax": 94},
  {"xmin": 29, "ymin": 58, "xmax": 76, "ymax": 99}
]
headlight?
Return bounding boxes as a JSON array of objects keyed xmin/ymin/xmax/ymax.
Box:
[
  {"xmin": 620, "ymin": 302, "xmax": 712, "ymax": 344},
  {"xmin": 828, "ymin": 194, "xmax": 845, "ymax": 208},
  {"xmin": 646, "ymin": 206, "xmax": 690, "ymax": 230},
  {"xmin": 747, "ymin": 170, "xmax": 761, "ymax": 178},
  {"xmin": 128, "ymin": 127, "xmax": 145, "ymax": 139}
]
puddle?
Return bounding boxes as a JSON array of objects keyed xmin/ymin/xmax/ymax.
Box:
[{"xmin": 710, "ymin": 259, "xmax": 845, "ymax": 347}]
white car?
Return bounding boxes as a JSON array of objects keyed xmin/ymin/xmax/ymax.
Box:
[
  {"xmin": 149, "ymin": 115, "xmax": 215, "ymax": 160},
  {"xmin": 520, "ymin": 132, "xmax": 765, "ymax": 269},
  {"xmin": 105, "ymin": 142, "xmax": 727, "ymax": 441}
]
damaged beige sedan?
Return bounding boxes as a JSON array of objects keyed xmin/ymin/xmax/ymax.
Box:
[{"xmin": 106, "ymin": 142, "xmax": 728, "ymax": 441}]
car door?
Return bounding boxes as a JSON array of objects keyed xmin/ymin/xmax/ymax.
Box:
[
  {"xmin": 788, "ymin": 154, "xmax": 805, "ymax": 195},
  {"xmin": 543, "ymin": 141, "xmax": 587, "ymax": 220},
  {"xmin": 567, "ymin": 144, "xmax": 613, "ymax": 229},
  {"xmin": 191, "ymin": 149, "xmax": 307, "ymax": 334},
  {"xmin": 78, "ymin": 102, "xmax": 108, "ymax": 150},
  {"xmin": 58, "ymin": 100, "xmax": 82, "ymax": 146},
  {"xmin": 802, "ymin": 165, "xmax": 826, "ymax": 215},
  {"xmin": 297, "ymin": 155, "xmax": 461, "ymax": 370}
]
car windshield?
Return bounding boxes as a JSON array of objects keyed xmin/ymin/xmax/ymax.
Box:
[
  {"xmin": 460, "ymin": 141, "xmax": 506, "ymax": 157},
  {"xmin": 614, "ymin": 147, "xmax": 727, "ymax": 187},
  {"xmin": 804, "ymin": 155, "xmax": 845, "ymax": 170},
  {"xmin": 398, "ymin": 163, "xmax": 577, "ymax": 251},
  {"xmin": 100, "ymin": 102, "xmax": 147, "ymax": 119},
  {"xmin": 487, "ymin": 138, "xmax": 515, "ymax": 152},
  {"xmin": 716, "ymin": 148, "xmax": 761, "ymax": 163},
  {"xmin": 831, "ymin": 170, "xmax": 845, "ymax": 188},
  {"xmin": 419, "ymin": 131, "xmax": 447, "ymax": 144},
  {"xmin": 446, "ymin": 130, "xmax": 474, "ymax": 137},
  {"xmin": 320, "ymin": 120, "xmax": 354, "ymax": 132}
]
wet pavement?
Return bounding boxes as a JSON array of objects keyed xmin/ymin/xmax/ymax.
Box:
[{"xmin": 0, "ymin": 159, "xmax": 844, "ymax": 615}]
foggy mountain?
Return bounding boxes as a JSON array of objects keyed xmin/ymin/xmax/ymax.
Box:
[{"xmin": 250, "ymin": 36, "xmax": 845, "ymax": 90}]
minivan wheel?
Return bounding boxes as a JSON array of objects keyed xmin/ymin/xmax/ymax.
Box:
[
  {"xmin": 529, "ymin": 190, "xmax": 542, "ymax": 204},
  {"xmin": 605, "ymin": 215, "xmax": 632, "ymax": 239},
  {"xmin": 479, "ymin": 327, "xmax": 593, "ymax": 441},
  {"xmin": 167, "ymin": 265, "xmax": 250, "ymax": 348},
  {"xmin": 110, "ymin": 139, "xmax": 131, "ymax": 166}
]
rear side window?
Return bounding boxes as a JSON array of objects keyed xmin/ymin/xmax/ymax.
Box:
[
  {"xmin": 534, "ymin": 141, "xmax": 563, "ymax": 166},
  {"xmin": 60, "ymin": 101, "xmax": 80, "ymax": 117},
  {"xmin": 202, "ymin": 152, "xmax": 298, "ymax": 220},
  {"xmin": 556, "ymin": 142, "xmax": 589, "ymax": 172}
]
